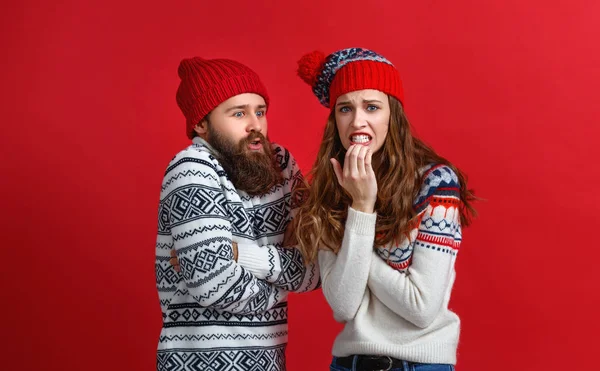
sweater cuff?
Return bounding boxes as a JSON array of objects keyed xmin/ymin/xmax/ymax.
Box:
[
  {"xmin": 236, "ymin": 243, "xmax": 273, "ymax": 280},
  {"xmin": 346, "ymin": 207, "xmax": 377, "ymax": 236}
]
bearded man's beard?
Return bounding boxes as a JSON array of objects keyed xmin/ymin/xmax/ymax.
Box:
[{"xmin": 208, "ymin": 127, "xmax": 283, "ymax": 196}]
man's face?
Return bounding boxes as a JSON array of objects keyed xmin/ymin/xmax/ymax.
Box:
[
  {"xmin": 196, "ymin": 93, "xmax": 283, "ymax": 196},
  {"xmin": 202, "ymin": 93, "xmax": 268, "ymax": 153}
]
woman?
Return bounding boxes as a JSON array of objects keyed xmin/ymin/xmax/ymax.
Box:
[{"xmin": 295, "ymin": 47, "xmax": 477, "ymax": 371}]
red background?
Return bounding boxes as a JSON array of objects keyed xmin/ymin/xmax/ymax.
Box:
[{"xmin": 2, "ymin": 0, "xmax": 599, "ymax": 370}]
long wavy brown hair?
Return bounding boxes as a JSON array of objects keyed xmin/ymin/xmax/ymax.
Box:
[{"xmin": 294, "ymin": 96, "xmax": 477, "ymax": 263}]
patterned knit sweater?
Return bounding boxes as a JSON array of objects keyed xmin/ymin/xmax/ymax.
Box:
[
  {"xmin": 318, "ymin": 164, "xmax": 463, "ymax": 365},
  {"xmin": 155, "ymin": 137, "xmax": 320, "ymax": 371}
]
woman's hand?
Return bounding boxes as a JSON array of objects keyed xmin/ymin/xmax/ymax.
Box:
[{"xmin": 330, "ymin": 144, "xmax": 377, "ymax": 213}]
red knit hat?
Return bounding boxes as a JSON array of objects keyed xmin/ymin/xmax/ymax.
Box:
[
  {"xmin": 297, "ymin": 48, "xmax": 404, "ymax": 108},
  {"xmin": 176, "ymin": 57, "xmax": 270, "ymax": 139}
]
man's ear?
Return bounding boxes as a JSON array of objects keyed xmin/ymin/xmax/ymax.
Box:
[{"xmin": 193, "ymin": 119, "xmax": 208, "ymax": 136}]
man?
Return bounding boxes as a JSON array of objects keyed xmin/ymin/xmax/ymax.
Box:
[{"xmin": 155, "ymin": 57, "xmax": 319, "ymax": 371}]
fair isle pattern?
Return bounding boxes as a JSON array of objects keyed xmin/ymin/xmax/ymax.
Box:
[
  {"xmin": 155, "ymin": 138, "xmax": 315, "ymax": 371},
  {"xmin": 375, "ymin": 164, "xmax": 462, "ymax": 271},
  {"xmin": 160, "ymin": 331, "xmax": 288, "ymax": 343},
  {"xmin": 375, "ymin": 232, "xmax": 416, "ymax": 271},
  {"xmin": 414, "ymin": 164, "xmax": 460, "ymax": 213},
  {"xmin": 313, "ymin": 47, "xmax": 393, "ymax": 107},
  {"xmin": 157, "ymin": 345, "xmax": 286, "ymax": 371},
  {"xmin": 162, "ymin": 302, "xmax": 288, "ymax": 329},
  {"xmin": 272, "ymin": 247, "xmax": 307, "ymax": 292}
]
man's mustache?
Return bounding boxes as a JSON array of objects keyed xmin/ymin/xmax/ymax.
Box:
[{"xmin": 242, "ymin": 131, "xmax": 267, "ymax": 145}]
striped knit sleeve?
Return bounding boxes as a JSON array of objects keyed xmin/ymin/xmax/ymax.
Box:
[
  {"xmin": 157, "ymin": 150, "xmax": 284, "ymax": 315},
  {"xmin": 367, "ymin": 165, "xmax": 462, "ymax": 328},
  {"xmin": 236, "ymin": 243, "xmax": 321, "ymax": 293}
]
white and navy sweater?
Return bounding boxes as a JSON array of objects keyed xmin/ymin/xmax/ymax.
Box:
[{"xmin": 155, "ymin": 137, "xmax": 320, "ymax": 371}]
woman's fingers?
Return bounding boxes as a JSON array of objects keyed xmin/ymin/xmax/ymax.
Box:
[
  {"xmin": 344, "ymin": 144, "xmax": 358, "ymax": 178},
  {"xmin": 346, "ymin": 145, "xmax": 371, "ymax": 178},
  {"xmin": 356, "ymin": 145, "xmax": 370, "ymax": 176}
]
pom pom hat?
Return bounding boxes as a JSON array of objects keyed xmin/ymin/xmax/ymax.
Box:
[{"xmin": 297, "ymin": 47, "xmax": 404, "ymax": 109}]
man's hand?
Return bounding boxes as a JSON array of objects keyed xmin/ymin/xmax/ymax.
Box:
[
  {"xmin": 232, "ymin": 242, "xmax": 238, "ymax": 261},
  {"xmin": 169, "ymin": 249, "xmax": 180, "ymax": 272}
]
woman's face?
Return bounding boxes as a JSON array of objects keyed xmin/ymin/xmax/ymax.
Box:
[{"xmin": 334, "ymin": 89, "xmax": 390, "ymax": 153}]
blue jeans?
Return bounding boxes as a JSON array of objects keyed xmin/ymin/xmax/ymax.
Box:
[{"xmin": 330, "ymin": 356, "xmax": 455, "ymax": 371}]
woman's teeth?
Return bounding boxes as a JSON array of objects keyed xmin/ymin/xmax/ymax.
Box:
[{"xmin": 351, "ymin": 135, "xmax": 371, "ymax": 143}]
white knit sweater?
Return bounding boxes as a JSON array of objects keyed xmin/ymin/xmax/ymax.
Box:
[{"xmin": 318, "ymin": 164, "xmax": 462, "ymax": 365}]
